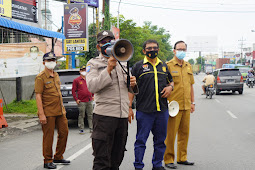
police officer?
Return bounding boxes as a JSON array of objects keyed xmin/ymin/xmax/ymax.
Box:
[
  {"xmin": 164, "ymin": 41, "xmax": 195, "ymax": 169},
  {"xmin": 35, "ymin": 52, "xmax": 70, "ymax": 169},
  {"xmin": 130, "ymin": 39, "xmax": 174, "ymax": 170},
  {"xmin": 85, "ymin": 30, "xmax": 138, "ymax": 170}
]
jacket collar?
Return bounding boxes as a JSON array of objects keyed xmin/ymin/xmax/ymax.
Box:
[{"xmin": 143, "ymin": 56, "xmax": 162, "ymax": 66}]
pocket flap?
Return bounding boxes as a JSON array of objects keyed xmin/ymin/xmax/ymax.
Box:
[{"xmin": 91, "ymin": 131, "xmax": 107, "ymax": 141}]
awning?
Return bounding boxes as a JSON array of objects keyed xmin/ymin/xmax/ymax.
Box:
[{"xmin": 0, "ymin": 17, "xmax": 65, "ymax": 39}]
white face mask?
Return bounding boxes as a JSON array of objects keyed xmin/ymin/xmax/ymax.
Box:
[
  {"xmin": 80, "ymin": 71, "xmax": 86, "ymax": 76},
  {"xmin": 45, "ymin": 61, "xmax": 56, "ymax": 70}
]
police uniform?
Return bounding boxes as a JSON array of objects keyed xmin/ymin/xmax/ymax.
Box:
[
  {"xmin": 131, "ymin": 57, "xmax": 173, "ymax": 169},
  {"xmin": 86, "ymin": 53, "xmax": 137, "ymax": 170},
  {"xmin": 35, "ymin": 54, "xmax": 68, "ymax": 165},
  {"xmin": 164, "ymin": 57, "xmax": 195, "ymax": 164}
]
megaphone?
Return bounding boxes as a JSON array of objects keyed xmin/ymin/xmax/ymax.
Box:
[
  {"xmin": 106, "ymin": 39, "xmax": 134, "ymax": 62},
  {"xmin": 168, "ymin": 101, "xmax": 179, "ymax": 117}
]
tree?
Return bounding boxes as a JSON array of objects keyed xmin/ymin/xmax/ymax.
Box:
[
  {"xmin": 196, "ymin": 56, "xmax": 205, "ymax": 65},
  {"xmin": 188, "ymin": 59, "xmax": 195, "ymax": 65}
]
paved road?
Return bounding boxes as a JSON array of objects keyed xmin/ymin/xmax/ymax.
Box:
[{"xmin": 1, "ymin": 73, "xmax": 255, "ymax": 170}]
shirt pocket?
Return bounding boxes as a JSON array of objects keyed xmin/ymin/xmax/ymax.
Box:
[
  {"xmin": 186, "ymin": 71, "xmax": 193, "ymax": 83},
  {"xmin": 45, "ymin": 83, "xmax": 55, "ymax": 93},
  {"xmin": 171, "ymin": 72, "xmax": 181, "ymax": 83}
]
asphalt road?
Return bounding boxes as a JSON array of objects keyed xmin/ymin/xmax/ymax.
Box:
[{"xmin": 1, "ymin": 73, "xmax": 255, "ymax": 170}]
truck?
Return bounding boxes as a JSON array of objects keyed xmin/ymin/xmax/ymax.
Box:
[
  {"xmin": 192, "ymin": 64, "xmax": 201, "ymax": 74},
  {"xmin": 216, "ymin": 58, "xmax": 230, "ymax": 69}
]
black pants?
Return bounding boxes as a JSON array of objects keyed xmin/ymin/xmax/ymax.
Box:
[{"xmin": 92, "ymin": 114, "xmax": 128, "ymax": 170}]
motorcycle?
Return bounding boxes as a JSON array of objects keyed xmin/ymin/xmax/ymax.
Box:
[
  {"xmin": 246, "ymin": 77, "xmax": 254, "ymax": 88},
  {"xmin": 206, "ymin": 84, "xmax": 215, "ymax": 99}
]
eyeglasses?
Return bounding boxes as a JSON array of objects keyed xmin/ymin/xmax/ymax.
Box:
[
  {"xmin": 145, "ymin": 47, "xmax": 159, "ymax": 50},
  {"xmin": 176, "ymin": 49, "xmax": 187, "ymax": 52},
  {"xmin": 99, "ymin": 40, "xmax": 112, "ymax": 44}
]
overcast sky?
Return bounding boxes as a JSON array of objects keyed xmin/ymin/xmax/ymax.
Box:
[{"xmin": 50, "ymin": 0, "xmax": 255, "ymax": 59}]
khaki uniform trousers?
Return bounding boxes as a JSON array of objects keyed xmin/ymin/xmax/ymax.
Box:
[
  {"xmin": 164, "ymin": 110, "xmax": 190, "ymax": 164},
  {"xmin": 42, "ymin": 115, "xmax": 69, "ymax": 163}
]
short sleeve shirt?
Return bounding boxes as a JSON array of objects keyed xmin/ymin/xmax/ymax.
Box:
[
  {"xmin": 166, "ymin": 58, "xmax": 195, "ymax": 110},
  {"xmin": 132, "ymin": 57, "xmax": 173, "ymax": 113},
  {"xmin": 34, "ymin": 70, "xmax": 66, "ymax": 117}
]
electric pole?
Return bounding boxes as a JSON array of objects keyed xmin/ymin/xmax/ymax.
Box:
[{"xmin": 238, "ymin": 37, "xmax": 246, "ymax": 65}]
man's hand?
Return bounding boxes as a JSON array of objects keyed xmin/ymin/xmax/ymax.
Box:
[
  {"xmin": 191, "ymin": 104, "xmax": 195, "ymax": 113},
  {"xmin": 161, "ymin": 86, "xmax": 173, "ymax": 98},
  {"xmin": 76, "ymin": 99, "xmax": 81, "ymax": 105},
  {"xmin": 39, "ymin": 114, "xmax": 47, "ymax": 125},
  {"xmin": 130, "ymin": 76, "xmax": 136, "ymax": 87},
  {"xmin": 107, "ymin": 56, "xmax": 117, "ymax": 74},
  {"xmin": 128, "ymin": 108, "xmax": 134, "ymax": 124}
]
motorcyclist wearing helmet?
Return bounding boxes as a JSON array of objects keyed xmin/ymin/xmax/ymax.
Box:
[{"xmin": 202, "ymin": 72, "xmax": 215, "ymax": 95}]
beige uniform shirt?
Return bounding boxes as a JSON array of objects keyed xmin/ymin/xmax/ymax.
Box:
[
  {"xmin": 86, "ymin": 54, "xmax": 134, "ymax": 118},
  {"xmin": 203, "ymin": 75, "xmax": 215, "ymax": 86}
]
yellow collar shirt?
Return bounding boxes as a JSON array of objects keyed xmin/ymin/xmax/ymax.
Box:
[{"xmin": 166, "ymin": 58, "xmax": 195, "ymax": 110}]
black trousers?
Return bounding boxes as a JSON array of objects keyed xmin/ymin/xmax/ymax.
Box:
[{"xmin": 92, "ymin": 113, "xmax": 128, "ymax": 170}]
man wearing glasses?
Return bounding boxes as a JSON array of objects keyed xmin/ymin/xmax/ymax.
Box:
[
  {"xmin": 164, "ymin": 41, "xmax": 195, "ymax": 169},
  {"xmin": 35, "ymin": 52, "xmax": 70, "ymax": 169},
  {"xmin": 130, "ymin": 39, "xmax": 174, "ymax": 170},
  {"xmin": 85, "ymin": 30, "xmax": 138, "ymax": 170}
]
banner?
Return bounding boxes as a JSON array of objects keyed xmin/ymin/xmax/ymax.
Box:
[
  {"xmin": 112, "ymin": 26, "xmax": 120, "ymax": 40},
  {"xmin": 70, "ymin": 0, "xmax": 99, "ymax": 8},
  {"xmin": 64, "ymin": 3, "xmax": 88, "ymax": 52},
  {"xmin": 0, "ymin": 42, "xmax": 46, "ymax": 78},
  {"xmin": 12, "ymin": 0, "xmax": 37, "ymax": 23},
  {"xmin": 0, "ymin": 0, "xmax": 12, "ymax": 18}
]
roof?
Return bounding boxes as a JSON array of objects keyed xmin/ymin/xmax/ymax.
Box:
[{"xmin": 0, "ymin": 17, "xmax": 65, "ymax": 39}]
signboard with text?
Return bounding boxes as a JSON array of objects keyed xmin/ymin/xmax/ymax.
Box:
[
  {"xmin": 12, "ymin": 0, "xmax": 37, "ymax": 23},
  {"xmin": 70, "ymin": 0, "xmax": 98, "ymax": 8},
  {"xmin": 64, "ymin": 3, "xmax": 88, "ymax": 52},
  {"xmin": 0, "ymin": 0, "xmax": 12, "ymax": 18}
]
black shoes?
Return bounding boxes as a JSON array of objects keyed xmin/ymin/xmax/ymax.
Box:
[
  {"xmin": 152, "ymin": 166, "xmax": 166, "ymax": 170},
  {"xmin": 177, "ymin": 161, "xmax": 194, "ymax": 165},
  {"xmin": 165, "ymin": 163, "xmax": 177, "ymax": 169},
  {"xmin": 135, "ymin": 169, "xmax": 143, "ymax": 170},
  {"xmin": 53, "ymin": 159, "xmax": 71, "ymax": 164},
  {"xmin": 44, "ymin": 162, "xmax": 57, "ymax": 169}
]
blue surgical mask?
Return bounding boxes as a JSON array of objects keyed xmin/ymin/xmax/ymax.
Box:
[{"xmin": 176, "ymin": 51, "xmax": 186, "ymax": 60}]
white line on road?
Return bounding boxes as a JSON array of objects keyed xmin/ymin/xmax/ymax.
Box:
[
  {"xmin": 215, "ymin": 99, "xmax": 221, "ymax": 103},
  {"xmin": 227, "ymin": 110, "xmax": 238, "ymax": 119},
  {"xmin": 56, "ymin": 143, "xmax": 92, "ymax": 170}
]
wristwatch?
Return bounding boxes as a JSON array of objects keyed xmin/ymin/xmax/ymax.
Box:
[
  {"xmin": 169, "ymin": 85, "xmax": 174, "ymax": 91},
  {"xmin": 191, "ymin": 102, "xmax": 195, "ymax": 105}
]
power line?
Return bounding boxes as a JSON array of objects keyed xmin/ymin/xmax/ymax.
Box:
[{"xmin": 111, "ymin": 1, "xmax": 255, "ymax": 13}]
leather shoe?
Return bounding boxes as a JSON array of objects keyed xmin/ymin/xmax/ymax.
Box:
[
  {"xmin": 44, "ymin": 162, "xmax": 57, "ymax": 169},
  {"xmin": 53, "ymin": 159, "xmax": 70, "ymax": 164},
  {"xmin": 135, "ymin": 168, "xmax": 143, "ymax": 170},
  {"xmin": 177, "ymin": 161, "xmax": 194, "ymax": 165},
  {"xmin": 153, "ymin": 166, "xmax": 166, "ymax": 170},
  {"xmin": 165, "ymin": 163, "xmax": 177, "ymax": 169}
]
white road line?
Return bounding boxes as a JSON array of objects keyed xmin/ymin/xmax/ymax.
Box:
[
  {"xmin": 215, "ymin": 99, "xmax": 221, "ymax": 103},
  {"xmin": 227, "ymin": 110, "xmax": 238, "ymax": 119},
  {"xmin": 56, "ymin": 143, "xmax": 92, "ymax": 170}
]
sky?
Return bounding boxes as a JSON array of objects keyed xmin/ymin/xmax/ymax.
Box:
[{"xmin": 49, "ymin": 0, "xmax": 255, "ymax": 59}]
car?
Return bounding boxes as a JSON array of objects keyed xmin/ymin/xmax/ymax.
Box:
[{"xmin": 213, "ymin": 68, "xmax": 244, "ymax": 95}]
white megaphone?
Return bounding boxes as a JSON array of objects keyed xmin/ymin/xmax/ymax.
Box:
[{"xmin": 168, "ymin": 101, "xmax": 179, "ymax": 117}]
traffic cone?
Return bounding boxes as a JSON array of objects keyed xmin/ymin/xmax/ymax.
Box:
[{"xmin": 0, "ymin": 99, "xmax": 8, "ymax": 129}]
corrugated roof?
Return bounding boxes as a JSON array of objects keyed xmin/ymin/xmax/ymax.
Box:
[{"xmin": 0, "ymin": 17, "xmax": 65, "ymax": 39}]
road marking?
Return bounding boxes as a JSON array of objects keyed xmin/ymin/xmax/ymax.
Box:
[
  {"xmin": 227, "ymin": 110, "xmax": 237, "ymax": 119},
  {"xmin": 215, "ymin": 99, "xmax": 220, "ymax": 103},
  {"xmin": 56, "ymin": 143, "xmax": 92, "ymax": 170}
]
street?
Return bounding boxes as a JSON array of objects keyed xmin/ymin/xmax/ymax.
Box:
[{"xmin": 1, "ymin": 73, "xmax": 255, "ymax": 170}]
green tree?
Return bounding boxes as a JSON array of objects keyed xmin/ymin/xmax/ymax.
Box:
[{"xmin": 188, "ymin": 59, "xmax": 195, "ymax": 65}]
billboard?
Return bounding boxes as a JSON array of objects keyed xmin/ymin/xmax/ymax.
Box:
[
  {"xmin": 64, "ymin": 3, "xmax": 88, "ymax": 52},
  {"xmin": 70, "ymin": 0, "xmax": 98, "ymax": 8},
  {"xmin": 0, "ymin": 0, "xmax": 12, "ymax": 18},
  {"xmin": 12, "ymin": 0, "xmax": 37, "ymax": 23},
  {"xmin": 0, "ymin": 42, "xmax": 46, "ymax": 78}
]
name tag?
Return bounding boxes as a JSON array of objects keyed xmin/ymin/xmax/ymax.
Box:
[
  {"xmin": 172, "ymin": 71, "xmax": 178, "ymax": 73},
  {"xmin": 46, "ymin": 81, "xmax": 52, "ymax": 84}
]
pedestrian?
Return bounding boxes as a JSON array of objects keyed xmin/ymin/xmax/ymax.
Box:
[
  {"xmin": 72, "ymin": 65, "xmax": 94, "ymax": 134},
  {"xmin": 164, "ymin": 41, "xmax": 195, "ymax": 169},
  {"xmin": 130, "ymin": 39, "xmax": 174, "ymax": 170},
  {"xmin": 35, "ymin": 52, "xmax": 70, "ymax": 169},
  {"xmin": 85, "ymin": 30, "xmax": 138, "ymax": 170}
]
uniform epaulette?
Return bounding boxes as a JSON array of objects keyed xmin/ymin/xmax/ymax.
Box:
[{"xmin": 36, "ymin": 71, "xmax": 45, "ymax": 77}]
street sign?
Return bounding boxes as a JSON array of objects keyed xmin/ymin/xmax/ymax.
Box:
[
  {"xmin": 64, "ymin": 3, "xmax": 88, "ymax": 52},
  {"xmin": 0, "ymin": 0, "xmax": 12, "ymax": 18}
]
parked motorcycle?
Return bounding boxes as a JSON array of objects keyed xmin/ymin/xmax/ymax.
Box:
[
  {"xmin": 246, "ymin": 77, "xmax": 254, "ymax": 88},
  {"xmin": 206, "ymin": 84, "xmax": 215, "ymax": 99}
]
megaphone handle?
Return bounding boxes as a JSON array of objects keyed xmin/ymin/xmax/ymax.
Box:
[{"xmin": 127, "ymin": 61, "xmax": 130, "ymax": 89}]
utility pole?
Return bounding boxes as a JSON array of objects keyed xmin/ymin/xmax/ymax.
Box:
[
  {"xmin": 45, "ymin": 0, "xmax": 47, "ymax": 30},
  {"xmin": 102, "ymin": 0, "xmax": 110, "ymax": 30},
  {"xmin": 238, "ymin": 37, "xmax": 246, "ymax": 65},
  {"xmin": 117, "ymin": 0, "xmax": 122, "ymax": 29}
]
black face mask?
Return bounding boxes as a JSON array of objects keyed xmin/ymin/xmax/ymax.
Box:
[
  {"xmin": 146, "ymin": 51, "xmax": 158, "ymax": 59},
  {"xmin": 100, "ymin": 43, "xmax": 111, "ymax": 57}
]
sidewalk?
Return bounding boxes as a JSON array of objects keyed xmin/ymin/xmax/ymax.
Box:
[{"xmin": 0, "ymin": 114, "xmax": 40, "ymax": 142}]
